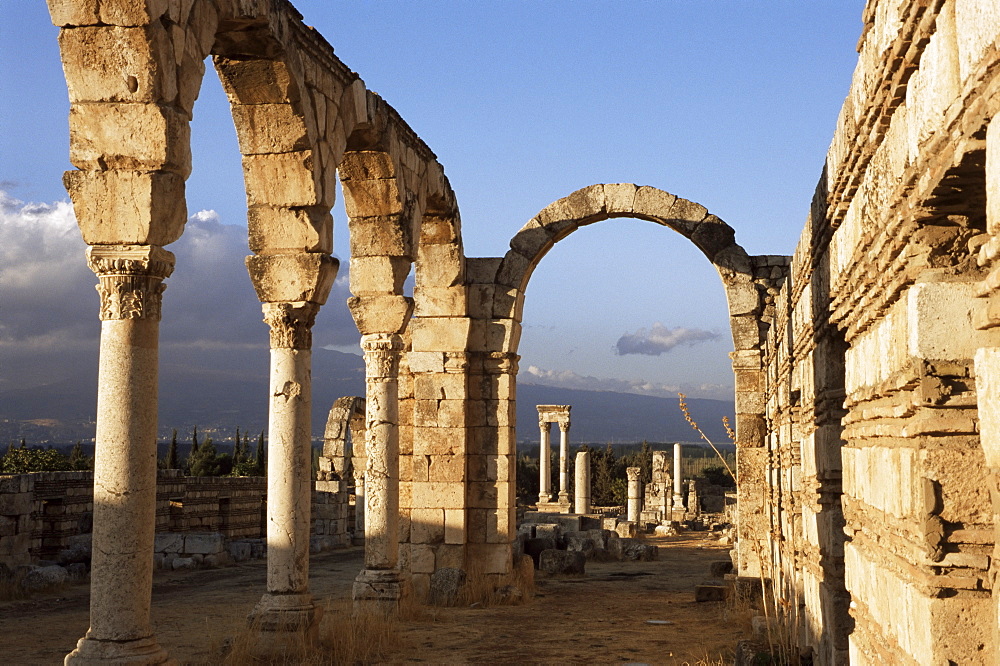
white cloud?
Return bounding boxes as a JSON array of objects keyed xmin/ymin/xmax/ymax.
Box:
[
  {"xmin": 615, "ymin": 322, "xmax": 719, "ymax": 356},
  {"xmin": 522, "ymin": 364, "xmax": 731, "ymax": 400}
]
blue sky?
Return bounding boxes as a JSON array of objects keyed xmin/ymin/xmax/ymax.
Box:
[{"xmin": 0, "ymin": 2, "xmax": 863, "ymax": 401}]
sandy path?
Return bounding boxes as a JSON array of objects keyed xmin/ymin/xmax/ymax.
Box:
[{"xmin": 0, "ymin": 532, "xmax": 743, "ymax": 664}]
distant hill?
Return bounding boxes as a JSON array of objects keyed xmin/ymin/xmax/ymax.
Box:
[{"xmin": 0, "ymin": 346, "xmax": 734, "ymax": 446}]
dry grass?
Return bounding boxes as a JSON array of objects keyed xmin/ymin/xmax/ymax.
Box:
[
  {"xmin": 220, "ymin": 600, "xmax": 397, "ymax": 665},
  {"xmin": 0, "ymin": 568, "xmax": 68, "ymax": 601},
  {"xmin": 458, "ymin": 556, "xmax": 535, "ymax": 608}
]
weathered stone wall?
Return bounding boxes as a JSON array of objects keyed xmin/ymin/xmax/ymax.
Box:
[
  {"xmin": 761, "ymin": 1, "xmax": 1000, "ymax": 663},
  {"xmin": 0, "ymin": 471, "xmax": 353, "ymax": 569}
]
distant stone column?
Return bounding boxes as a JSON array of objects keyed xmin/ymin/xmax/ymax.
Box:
[
  {"xmin": 353, "ymin": 333, "xmax": 408, "ymax": 609},
  {"xmin": 354, "ymin": 472, "xmax": 366, "ymax": 539},
  {"xmin": 250, "ymin": 301, "xmax": 323, "ymax": 638},
  {"xmin": 574, "ymin": 450, "xmax": 591, "ymax": 514},
  {"xmin": 67, "ymin": 246, "xmax": 173, "ymax": 664},
  {"xmin": 627, "ymin": 467, "xmax": 642, "ymax": 523},
  {"xmin": 673, "ymin": 442, "xmax": 685, "ymax": 512},
  {"xmin": 558, "ymin": 421, "xmax": 571, "ymax": 503},
  {"xmin": 538, "ymin": 418, "xmax": 552, "ymax": 503}
]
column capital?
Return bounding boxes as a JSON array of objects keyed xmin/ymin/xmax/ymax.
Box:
[
  {"xmin": 87, "ymin": 245, "xmax": 174, "ymax": 321},
  {"xmin": 538, "ymin": 416, "xmax": 549, "ymax": 431},
  {"xmin": 558, "ymin": 421, "xmax": 570, "ymax": 433},
  {"xmin": 361, "ymin": 333, "xmax": 403, "ymax": 381},
  {"xmin": 262, "ymin": 301, "xmax": 319, "ymax": 349},
  {"xmin": 626, "ymin": 467, "xmax": 641, "ymax": 481}
]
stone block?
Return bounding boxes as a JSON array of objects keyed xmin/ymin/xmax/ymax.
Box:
[
  {"xmin": 248, "ymin": 205, "xmax": 332, "ymax": 254},
  {"xmin": 444, "ymin": 509, "xmax": 465, "ymax": 545},
  {"xmin": 171, "ymin": 556, "xmax": 195, "ymax": 570},
  {"xmin": 539, "ymin": 549, "xmax": 586, "ymax": 576},
  {"xmin": 410, "ymin": 508, "xmax": 444, "ymax": 544},
  {"xmin": 66, "ymin": 169, "xmax": 186, "ymax": 245},
  {"xmin": 183, "ymin": 532, "xmax": 223, "ymax": 555},
  {"xmin": 242, "ymin": 151, "xmax": 323, "ymax": 207},
  {"xmin": 22, "ymin": 565, "xmax": 68, "ymax": 591},
  {"xmin": 58, "ymin": 25, "xmax": 169, "ymax": 104},
  {"xmin": 227, "ymin": 541, "xmax": 252, "ymax": 562},
  {"xmin": 246, "ymin": 252, "xmax": 338, "ymax": 304},
  {"xmin": 70, "ymin": 102, "xmax": 191, "ymax": 175},
  {"xmin": 610, "ymin": 538, "xmax": 658, "ymax": 562},
  {"xmin": 154, "ymin": 533, "xmax": 183, "ymax": 554},
  {"xmin": 616, "ymin": 521, "xmax": 638, "ymax": 538},
  {"xmin": 695, "ymin": 584, "xmax": 728, "ymax": 602},
  {"xmin": 710, "ymin": 560, "xmax": 734, "ymax": 578},
  {"xmin": 428, "ymin": 567, "xmax": 467, "ymax": 606},
  {"xmin": 524, "ymin": 536, "xmax": 556, "ymax": 567}
]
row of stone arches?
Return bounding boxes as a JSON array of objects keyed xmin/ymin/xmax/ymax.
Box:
[{"xmin": 49, "ymin": 0, "xmax": 777, "ymax": 661}]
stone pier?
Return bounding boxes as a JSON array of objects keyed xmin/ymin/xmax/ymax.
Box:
[
  {"xmin": 352, "ymin": 333, "xmax": 409, "ymax": 610},
  {"xmin": 574, "ymin": 450, "xmax": 591, "ymax": 515},
  {"xmin": 66, "ymin": 247, "xmax": 173, "ymax": 664},
  {"xmin": 538, "ymin": 417, "xmax": 552, "ymax": 504},
  {"xmin": 558, "ymin": 421, "xmax": 571, "ymax": 504},
  {"xmin": 536, "ymin": 405, "xmax": 571, "ymax": 511},
  {"xmin": 626, "ymin": 467, "xmax": 642, "ymax": 523},
  {"xmin": 672, "ymin": 442, "xmax": 684, "ymax": 514}
]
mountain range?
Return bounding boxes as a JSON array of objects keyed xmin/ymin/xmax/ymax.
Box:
[{"xmin": 0, "ymin": 347, "xmax": 734, "ymax": 445}]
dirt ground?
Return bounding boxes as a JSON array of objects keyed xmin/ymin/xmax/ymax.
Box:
[{"xmin": 0, "ymin": 532, "xmax": 747, "ymax": 664}]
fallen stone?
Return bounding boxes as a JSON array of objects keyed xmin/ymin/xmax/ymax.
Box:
[
  {"xmin": 172, "ymin": 557, "xmax": 195, "ymax": 570},
  {"xmin": 227, "ymin": 541, "xmax": 252, "ymax": 562},
  {"xmin": 615, "ymin": 521, "xmax": 638, "ymax": 538},
  {"xmin": 695, "ymin": 584, "xmax": 728, "ymax": 602},
  {"xmin": 66, "ymin": 562, "xmax": 88, "ymax": 580},
  {"xmin": 429, "ymin": 567, "xmax": 467, "ymax": 606},
  {"xmin": 22, "ymin": 565, "xmax": 68, "ymax": 591},
  {"xmin": 524, "ymin": 536, "xmax": 557, "ymax": 567},
  {"xmin": 539, "ymin": 549, "xmax": 586, "ymax": 575},
  {"xmin": 184, "ymin": 533, "xmax": 223, "ymax": 555},
  {"xmin": 709, "ymin": 560, "xmax": 734, "ymax": 578},
  {"xmin": 610, "ymin": 538, "xmax": 658, "ymax": 561}
]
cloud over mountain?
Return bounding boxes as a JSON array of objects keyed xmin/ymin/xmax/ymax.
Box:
[
  {"xmin": 615, "ymin": 323, "xmax": 719, "ymax": 356},
  {"xmin": 522, "ymin": 364, "xmax": 730, "ymax": 401},
  {"xmin": 0, "ymin": 191, "xmax": 361, "ymax": 393}
]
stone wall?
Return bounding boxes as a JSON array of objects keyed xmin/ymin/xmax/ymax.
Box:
[
  {"xmin": 0, "ymin": 471, "xmax": 350, "ymax": 570},
  {"xmin": 760, "ymin": 1, "xmax": 1000, "ymax": 663}
]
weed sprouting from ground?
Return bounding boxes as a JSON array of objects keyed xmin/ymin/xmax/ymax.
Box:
[{"xmin": 220, "ymin": 600, "xmax": 397, "ymax": 665}]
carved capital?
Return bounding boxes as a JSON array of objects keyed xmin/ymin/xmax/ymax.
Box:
[
  {"xmin": 87, "ymin": 245, "xmax": 174, "ymax": 321},
  {"xmin": 482, "ymin": 352, "xmax": 519, "ymax": 375},
  {"xmin": 262, "ymin": 301, "xmax": 319, "ymax": 349},
  {"xmin": 626, "ymin": 467, "xmax": 642, "ymax": 482},
  {"xmin": 361, "ymin": 333, "xmax": 403, "ymax": 381},
  {"xmin": 558, "ymin": 421, "xmax": 571, "ymax": 433},
  {"xmin": 538, "ymin": 417, "xmax": 549, "ymax": 432}
]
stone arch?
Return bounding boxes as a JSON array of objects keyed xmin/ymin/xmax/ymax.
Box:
[
  {"xmin": 492, "ymin": 184, "xmax": 765, "ymax": 357},
  {"xmin": 319, "ymin": 396, "xmax": 366, "ymax": 482},
  {"xmin": 468, "ymin": 183, "xmax": 775, "ymax": 578}
]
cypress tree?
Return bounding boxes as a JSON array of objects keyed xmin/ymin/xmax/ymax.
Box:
[
  {"xmin": 234, "ymin": 427, "xmax": 242, "ymax": 463},
  {"xmin": 69, "ymin": 441, "xmax": 86, "ymax": 470},
  {"xmin": 255, "ymin": 430, "xmax": 266, "ymax": 475},
  {"xmin": 166, "ymin": 429, "xmax": 179, "ymax": 469},
  {"xmin": 191, "ymin": 426, "xmax": 200, "ymax": 454},
  {"xmin": 189, "ymin": 437, "xmax": 220, "ymax": 477}
]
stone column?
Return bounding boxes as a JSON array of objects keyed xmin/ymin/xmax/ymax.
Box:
[
  {"xmin": 67, "ymin": 246, "xmax": 173, "ymax": 665},
  {"xmin": 353, "ymin": 472, "xmax": 366, "ymax": 540},
  {"xmin": 538, "ymin": 418, "xmax": 552, "ymax": 503},
  {"xmin": 353, "ymin": 333, "xmax": 408, "ymax": 609},
  {"xmin": 672, "ymin": 442, "xmax": 684, "ymax": 512},
  {"xmin": 574, "ymin": 450, "xmax": 591, "ymax": 514},
  {"xmin": 249, "ymin": 301, "xmax": 322, "ymax": 638},
  {"xmin": 626, "ymin": 467, "xmax": 642, "ymax": 523},
  {"xmin": 558, "ymin": 421, "xmax": 571, "ymax": 503}
]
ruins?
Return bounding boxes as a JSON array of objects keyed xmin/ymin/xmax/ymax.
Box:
[{"xmin": 21, "ymin": 0, "xmax": 1000, "ymax": 662}]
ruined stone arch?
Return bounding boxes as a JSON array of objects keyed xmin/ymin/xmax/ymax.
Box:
[
  {"xmin": 491, "ymin": 183, "xmax": 767, "ymax": 359},
  {"xmin": 470, "ymin": 183, "xmax": 778, "ymax": 578}
]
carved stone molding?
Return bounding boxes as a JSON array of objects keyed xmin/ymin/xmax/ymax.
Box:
[
  {"xmin": 558, "ymin": 421, "xmax": 570, "ymax": 433},
  {"xmin": 87, "ymin": 245, "xmax": 175, "ymax": 322},
  {"xmin": 262, "ymin": 301, "xmax": 319, "ymax": 349},
  {"xmin": 361, "ymin": 333, "xmax": 403, "ymax": 381},
  {"xmin": 538, "ymin": 417, "xmax": 549, "ymax": 431}
]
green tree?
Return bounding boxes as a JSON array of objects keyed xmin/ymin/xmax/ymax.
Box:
[
  {"xmin": 515, "ymin": 452, "xmax": 539, "ymax": 502},
  {"xmin": 166, "ymin": 429, "xmax": 179, "ymax": 469},
  {"xmin": 68, "ymin": 441, "xmax": 90, "ymax": 470},
  {"xmin": 188, "ymin": 437, "xmax": 220, "ymax": 476},
  {"xmin": 701, "ymin": 464, "xmax": 735, "ymax": 488},
  {"xmin": 2, "ymin": 446, "xmax": 70, "ymax": 473},
  {"xmin": 191, "ymin": 426, "xmax": 200, "ymax": 454},
  {"xmin": 254, "ymin": 430, "xmax": 266, "ymax": 476},
  {"xmin": 233, "ymin": 427, "xmax": 243, "ymax": 463}
]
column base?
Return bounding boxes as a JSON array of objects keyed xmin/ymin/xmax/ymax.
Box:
[
  {"xmin": 352, "ymin": 569, "xmax": 410, "ymax": 614},
  {"xmin": 557, "ymin": 490, "xmax": 570, "ymax": 503},
  {"xmin": 66, "ymin": 634, "xmax": 171, "ymax": 665},
  {"xmin": 247, "ymin": 592, "xmax": 323, "ymax": 649}
]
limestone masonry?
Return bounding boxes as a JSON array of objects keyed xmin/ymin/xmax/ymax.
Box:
[{"xmin": 31, "ymin": 0, "xmax": 1000, "ymax": 663}]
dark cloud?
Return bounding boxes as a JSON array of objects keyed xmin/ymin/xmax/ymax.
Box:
[
  {"xmin": 615, "ymin": 323, "xmax": 719, "ymax": 356},
  {"xmin": 521, "ymin": 364, "xmax": 731, "ymax": 400},
  {"xmin": 0, "ymin": 192, "xmax": 361, "ymax": 393}
]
